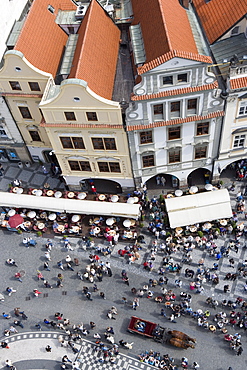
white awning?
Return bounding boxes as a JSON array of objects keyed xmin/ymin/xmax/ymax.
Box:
[
  {"xmin": 165, "ymin": 188, "xmax": 232, "ymax": 228},
  {"xmin": 0, "ymin": 192, "xmax": 140, "ymax": 219}
]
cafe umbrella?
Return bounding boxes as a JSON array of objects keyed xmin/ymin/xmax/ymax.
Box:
[{"xmin": 8, "ymin": 214, "xmax": 24, "ymax": 228}]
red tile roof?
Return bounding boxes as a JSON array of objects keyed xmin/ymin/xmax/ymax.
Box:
[
  {"xmin": 131, "ymin": 81, "xmax": 218, "ymax": 101},
  {"xmin": 193, "ymin": 0, "xmax": 247, "ymax": 44},
  {"xmin": 131, "ymin": 0, "xmax": 211, "ymax": 74},
  {"xmin": 14, "ymin": 0, "xmax": 76, "ymax": 77},
  {"xmin": 69, "ymin": 0, "xmax": 120, "ymax": 100},
  {"xmin": 230, "ymin": 77, "xmax": 247, "ymax": 90},
  {"xmin": 126, "ymin": 110, "xmax": 225, "ymax": 131},
  {"xmin": 137, "ymin": 50, "xmax": 212, "ymax": 74}
]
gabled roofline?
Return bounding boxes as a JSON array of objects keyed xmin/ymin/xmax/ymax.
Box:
[
  {"xmin": 137, "ymin": 50, "xmax": 212, "ymax": 74},
  {"xmin": 209, "ymin": 14, "xmax": 247, "ymax": 44}
]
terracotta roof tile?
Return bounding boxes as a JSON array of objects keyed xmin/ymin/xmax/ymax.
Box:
[
  {"xmin": 230, "ymin": 77, "xmax": 247, "ymax": 90},
  {"xmin": 193, "ymin": 0, "xmax": 247, "ymax": 44},
  {"xmin": 138, "ymin": 50, "xmax": 212, "ymax": 74},
  {"xmin": 131, "ymin": 0, "xmax": 210, "ymax": 72},
  {"xmin": 131, "ymin": 82, "xmax": 218, "ymax": 101},
  {"xmin": 126, "ymin": 110, "xmax": 224, "ymax": 131},
  {"xmin": 69, "ymin": 0, "xmax": 120, "ymax": 100},
  {"xmin": 14, "ymin": 1, "xmax": 76, "ymax": 77}
]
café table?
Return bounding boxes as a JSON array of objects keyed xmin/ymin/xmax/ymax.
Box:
[
  {"xmin": 99, "ymin": 194, "xmax": 106, "ymax": 201},
  {"xmin": 130, "ymin": 219, "xmax": 136, "ymax": 227},
  {"xmin": 67, "ymin": 192, "xmax": 75, "ymax": 199},
  {"xmin": 40, "ymin": 212, "xmax": 47, "ymax": 219},
  {"xmin": 24, "ymin": 221, "xmax": 32, "ymax": 228},
  {"xmin": 93, "ymin": 217, "xmax": 100, "ymax": 224},
  {"xmin": 166, "ymin": 194, "xmax": 174, "ymax": 198},
  {"xmin": 71, "ymin": 226, "xmax": 80, "ymax": 233},
  {"xmin": 77, "ymin": 192, "xmax": 87, "ymax": 200},
  {"xmin": 189, "ymin": 225, "xmax": 197, "ymax": 233},
  {"xmin": 93, "ymin": 226, "xmax": 101, "ymax": 234},
  {"xmin": 32, "ymin": 189, "xmax": 38, "ymax": 195},
  {"xmin": 57, "ymin": 224, "xmax": 65, "ymax": 232},
  {"xmin": 37, "ymin": 222, "xmax": 45, "ymax": 230},
  {"xmin": 219, "ymin": 219, "xmax": 227, "ymax": 226},
  {"xmin": 46, "ymin": 190, "xmax": 54, "ymax": 197},
  {"xmin": 175, "ymin": 227, "xmax": 183, "ymax": 234},
  {"xmin": 123, "ymin": 231, "xmax": 133, "ymax": 239}
]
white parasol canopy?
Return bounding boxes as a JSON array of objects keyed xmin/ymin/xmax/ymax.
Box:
[
  {"xmin": 8, "ymin": 209, "xmax": 16, "ymax": 217},
  {"xmin": 72, "ymin": 214, "xmax": 81, "ymax": 223},
  {"xmin": 106, "ymin": 217, "xmax": 115, "ymax": 226},
  {"xmin": 123, "ymin": 219, "xmax": 131, "ymax": 228},
  {"xmin": 111, "ymin": 195, "xmax": 119, "ymax": 203},
  {"xmin": 127, "ymin": 197, "xmax": 135, "ymax": 204},
  {"xmin": 77, "ymin": 192, "xmax": 87, "ymax": 200},
  {"xmin": 175, "ymin": 189, "xmax": 183, "ymax": 197},
  {"xmin": 16, "ymin": 188, "xmax": 24, "ymax": 194},
  {"xmin": 205, "ymin": 183, "xmax": 213, "ymax": 191},
  {"xmin": 189, "ymin": 186, "xmax": 198, "ymax": 194},
  {"xmin": 27, "ymin": 210, "xmax": 36, "ymax": 218},
  {"xmin": 35, "ymin": 190, "xmax": 43, "ymax": 197},
  {"xmin": 54, "ymin": 191, "xmax": 62, "ymax": 198},
  {"xmin": 48, "ymin": 213, "xmax": 56, "ymax": 221}
]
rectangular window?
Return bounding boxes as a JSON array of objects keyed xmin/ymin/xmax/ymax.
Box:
[
  {"xmin": 18, "ymin": 106, "xmax": 32, "ymax": 119},
  {"xmin": 196, "ymin": 122, "xmax": 209, "ymax": 135},
  {"xmin": 28, "ymin": 82, "xmax": 41, "ymax": 91},
  {"xmin": 140, "ymin": 131, "xmax": 153, "ymax": 144},
  {"xmin": 195, "ymin": 145, "xmax": 207, "ymax": 159},
  {"xmin": 187, "ymin": 98, "xmax": 197, "ymax": 115},
  {"xmin": 97, "ymin": 162, "xmax": 121, "ymax": 173},
  {"xmin": 86, "ymin": 112, "xmax": 98, "ymax": 121},
  {"xmin": 169, "ymin": 149, "xmax": 181, "ymax": 163},
  {"xmin": 92, "ymin": 138, "xmax": 116, "ymax": 150},
  {"xmin": 142, "ymin": 154, "xmax": 155, "ymax": 168},
  {"xmin": 162, "ymin": 76, "xmax": 173, "ymax": 85},
  {"xmin": 177, "ymin": 73, "xmax": 188, "ymax": 83},
  {"xmin": 233, "ymin": 135, "xmax": 245, "ymax": 148},
  {"xmin": 64, "ymin": 112, "xmax": 76, "ymax": 121},
  {"xmin": 69, "ymin": 160, "xmax": 91, "ymax": 171},
  {"xmin": 170, "ymin": 101, "xmax": 181, "ymax": 118},
  {"xmin": 29, "ymin": 130, "xmax": 41, "ymax": 141},
  {"xmin": 9, "ymin": 81, "xmax": 21, "ymax": 90},
  {"xmin": 0, "ymin": 126, "xmax": 7, "ymax": 137},
  {"xmin": 153, "ymin": 104, "xmax": 163, "ymax": 120},
  {"xmin": 168, "ymin": 126, "xmax": 181, "ymax": 140},
  {"xmin": 60, "ymin": 137, "xmax": 85, "ymax": 149},
  {"xmin": 239, "ymin": 102, "xmax": 247, "ymax": 116}
]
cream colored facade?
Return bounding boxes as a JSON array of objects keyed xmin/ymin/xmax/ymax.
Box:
[
  {"xmin": 0, "ymin": 51, "xmax": 53, "ymax": 161},
  {"xmin": 40, "ymin": 79, "xmax": 134, "ymax": 190}
]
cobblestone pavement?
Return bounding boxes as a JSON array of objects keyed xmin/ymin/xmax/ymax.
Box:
[{"xmin": 0, "ymin": 163, "xmax": 246, "ymax": 370}]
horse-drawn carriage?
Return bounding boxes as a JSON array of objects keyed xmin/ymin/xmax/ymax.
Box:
[{"xmin": 128, "ymin": 316, "xmax": 196, "ymax": 349}]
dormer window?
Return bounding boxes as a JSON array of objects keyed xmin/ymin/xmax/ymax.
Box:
[
  {"xmin": 231, "ymin": 26, "xmax": 239, "ymax": 36},
  {"xmin": 177, "ymin": 73, "xmax": 188, "ymax": 83},
  {"xmin": 163, "ymin": 76, "xmax": 173, "ymax": 85},
  {"xmin": 161, "ymin": 73, "xmax": 189, "ymax": 87},
  {"xmin": 48, "ymin": 5, "xmax": 55, "ymax": 14}
]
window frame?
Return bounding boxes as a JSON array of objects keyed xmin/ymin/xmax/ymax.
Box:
[
  {"xmin": 196, "ymin": 122, "xmax": 209, "ymax": 136},
  {"xmin": 68, "ymin": 160, "xmax": 91, "ymax": 172},
  {"xmin": 187, "ymin": 98, "xmax": 197, "ymax": 115},
  {"xmin": 9, "ymin": 81, "xmax": 21, "ymax": 91},
  {"xmin": 64, "ymin": 112, "xmax": 76, "ymax": 121},
  {"xmin": 168, "ymin": 126, "xmax": 181, "ymax": 140},
  {"xmin": 177, "ymin": 73, "xmax": 188, "ymax": 83},
  {"xmin": 233, "ymin": 134, "xmax": 245, "ymax": 148},
  {"xmin": 162, "ymin": 76, "xmax": 173, "ymax": 85},
  {"xmin": 168, "ymin": 148, "xmax": 181, "ymax": 163},
  {"xmin": 28, "ymin": 82, "xmax": 41, "ymax": 92},
  {"xmin": 239, "ymin": 101, "xmax": 247, "ymax": 116},
  {"xmin": 194, "ymin": 145, "xmax": 207, "ymax": 159},
  {"xmin": 29, "ymin": 130, "xmax": 41, "ymax": 142},
  {"xmin": 86, "ymin": 112, "xmax": 98, "ymax": 121},
  {"xmin": 153, "ymin": 104, "xmax": 164, "ymax": 121},
  {"xmin": 97, "ymin": 161, "xmax": 121, "ymax": 173},
  {"xmin": 140, "ymin": 131, "xmax": 153, "ymax": 144},
  {"xmin": 170, "ymin": 101, "xmax": 181, "ymax": 118},
  {"xmin": 92, "ymin": 137, "xmax": 117, "ymax": 150},
  {"xmin": 142, "ymin": 154, "xmax": 155, "ymax": 168},
  {"xmin": 60, "ymin": 136, "xmax": 85, "ymax": 150},
  {"xmin": 18, "ymin": 106, "xmax": 32, "ymax": 119}
]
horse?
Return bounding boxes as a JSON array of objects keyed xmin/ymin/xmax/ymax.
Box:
[
  {"xmin": 169, "ymin": 338, "xmax": 195, "ymax": 349},
  {"xmin": 168, "ymin": 330, "xmax": 196, "ymax": 343}
]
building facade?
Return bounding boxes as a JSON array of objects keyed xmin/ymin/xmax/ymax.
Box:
[{"xmin": 125, "ymin": 0, "xmax": 224, "ymax": 188}]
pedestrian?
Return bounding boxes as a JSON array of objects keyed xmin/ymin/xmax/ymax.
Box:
[
  {"xmin": 193, "ymin": 362, "xmax": 200, "ymax": 369},
  {"xmin": 6, "ymin": 287, "xmax": 17, "ymax": 296},
  {"xmin": 86, "ymin": 292, "xmax": 92, "ymax": 301},
  {"xmin": 44, "ymin": 261, "xmax": 50, "ymax": 271},
  {"xmin": 62, "ymin": 355, "xmax": 72, "ymax": 364},
  {"xmin": 44, "ymin": 280, "xmax": 52, "ymax": 288},
  {"xmin": 161, "ymin": 176, "xmax": 166, "ymax": 187},
  {"xmin": 90, "ymin": 321, "xmax": 96, "ymax": 329},
  {"xmin": 156, "ymin": 175, "xmax": 161, "ymax": 186},
  {"xmin": 33, "ymin": 288, "xmax": 42, "ymax": 297},
  {"xmin": 2, "ymin": 312, "xmax": 11, "ymax": 319},
  {"xmin": 45, "ymin": 251, "xmax": 51, "ymax": 261},
  {"xmin": 14, "ymin": 272, "xmax": 23, "ymax": 283},
  {"xmin": 68, "ymin": 341, "xmax": 79, "ymax": 354},
  {"xmin": 236, "ymin": 346, "xmax": 243, "ymax": 356},
  {"xmin": 57, "ymin": 261, "xmax": 64, "ymax": 270},
  {"xmin": 224, "ymin": 285, "xmax": 230, "ymax": 293},
  {"xmin": 35, "ymin": 323, "xmax": 42, "ymax": 330},
  {"xmin": 45, "ymin": 345, "xmax": 52, "ymax": 352},
  {"xmin": 100, "ymin": 292, "xmax": 106, "ymax": 299},
  {"xmin": 1, "ymin": 341, "xmax": 9, "ymax": 349},
  {"xmin": 175, "ymin": 279, "xmax": 182, "ymax": 288},
  {"xmin": 13, "ymin": 320, "xmax": 24, "ymax": 328},
  {"xmin": 37, "ymin": 270, "xmax": 44, "ymax": 280}
]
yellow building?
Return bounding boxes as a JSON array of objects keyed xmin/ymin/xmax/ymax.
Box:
[{"xmin": 0, "ymin": 0, "xmax": 134, "ymax": 191}]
